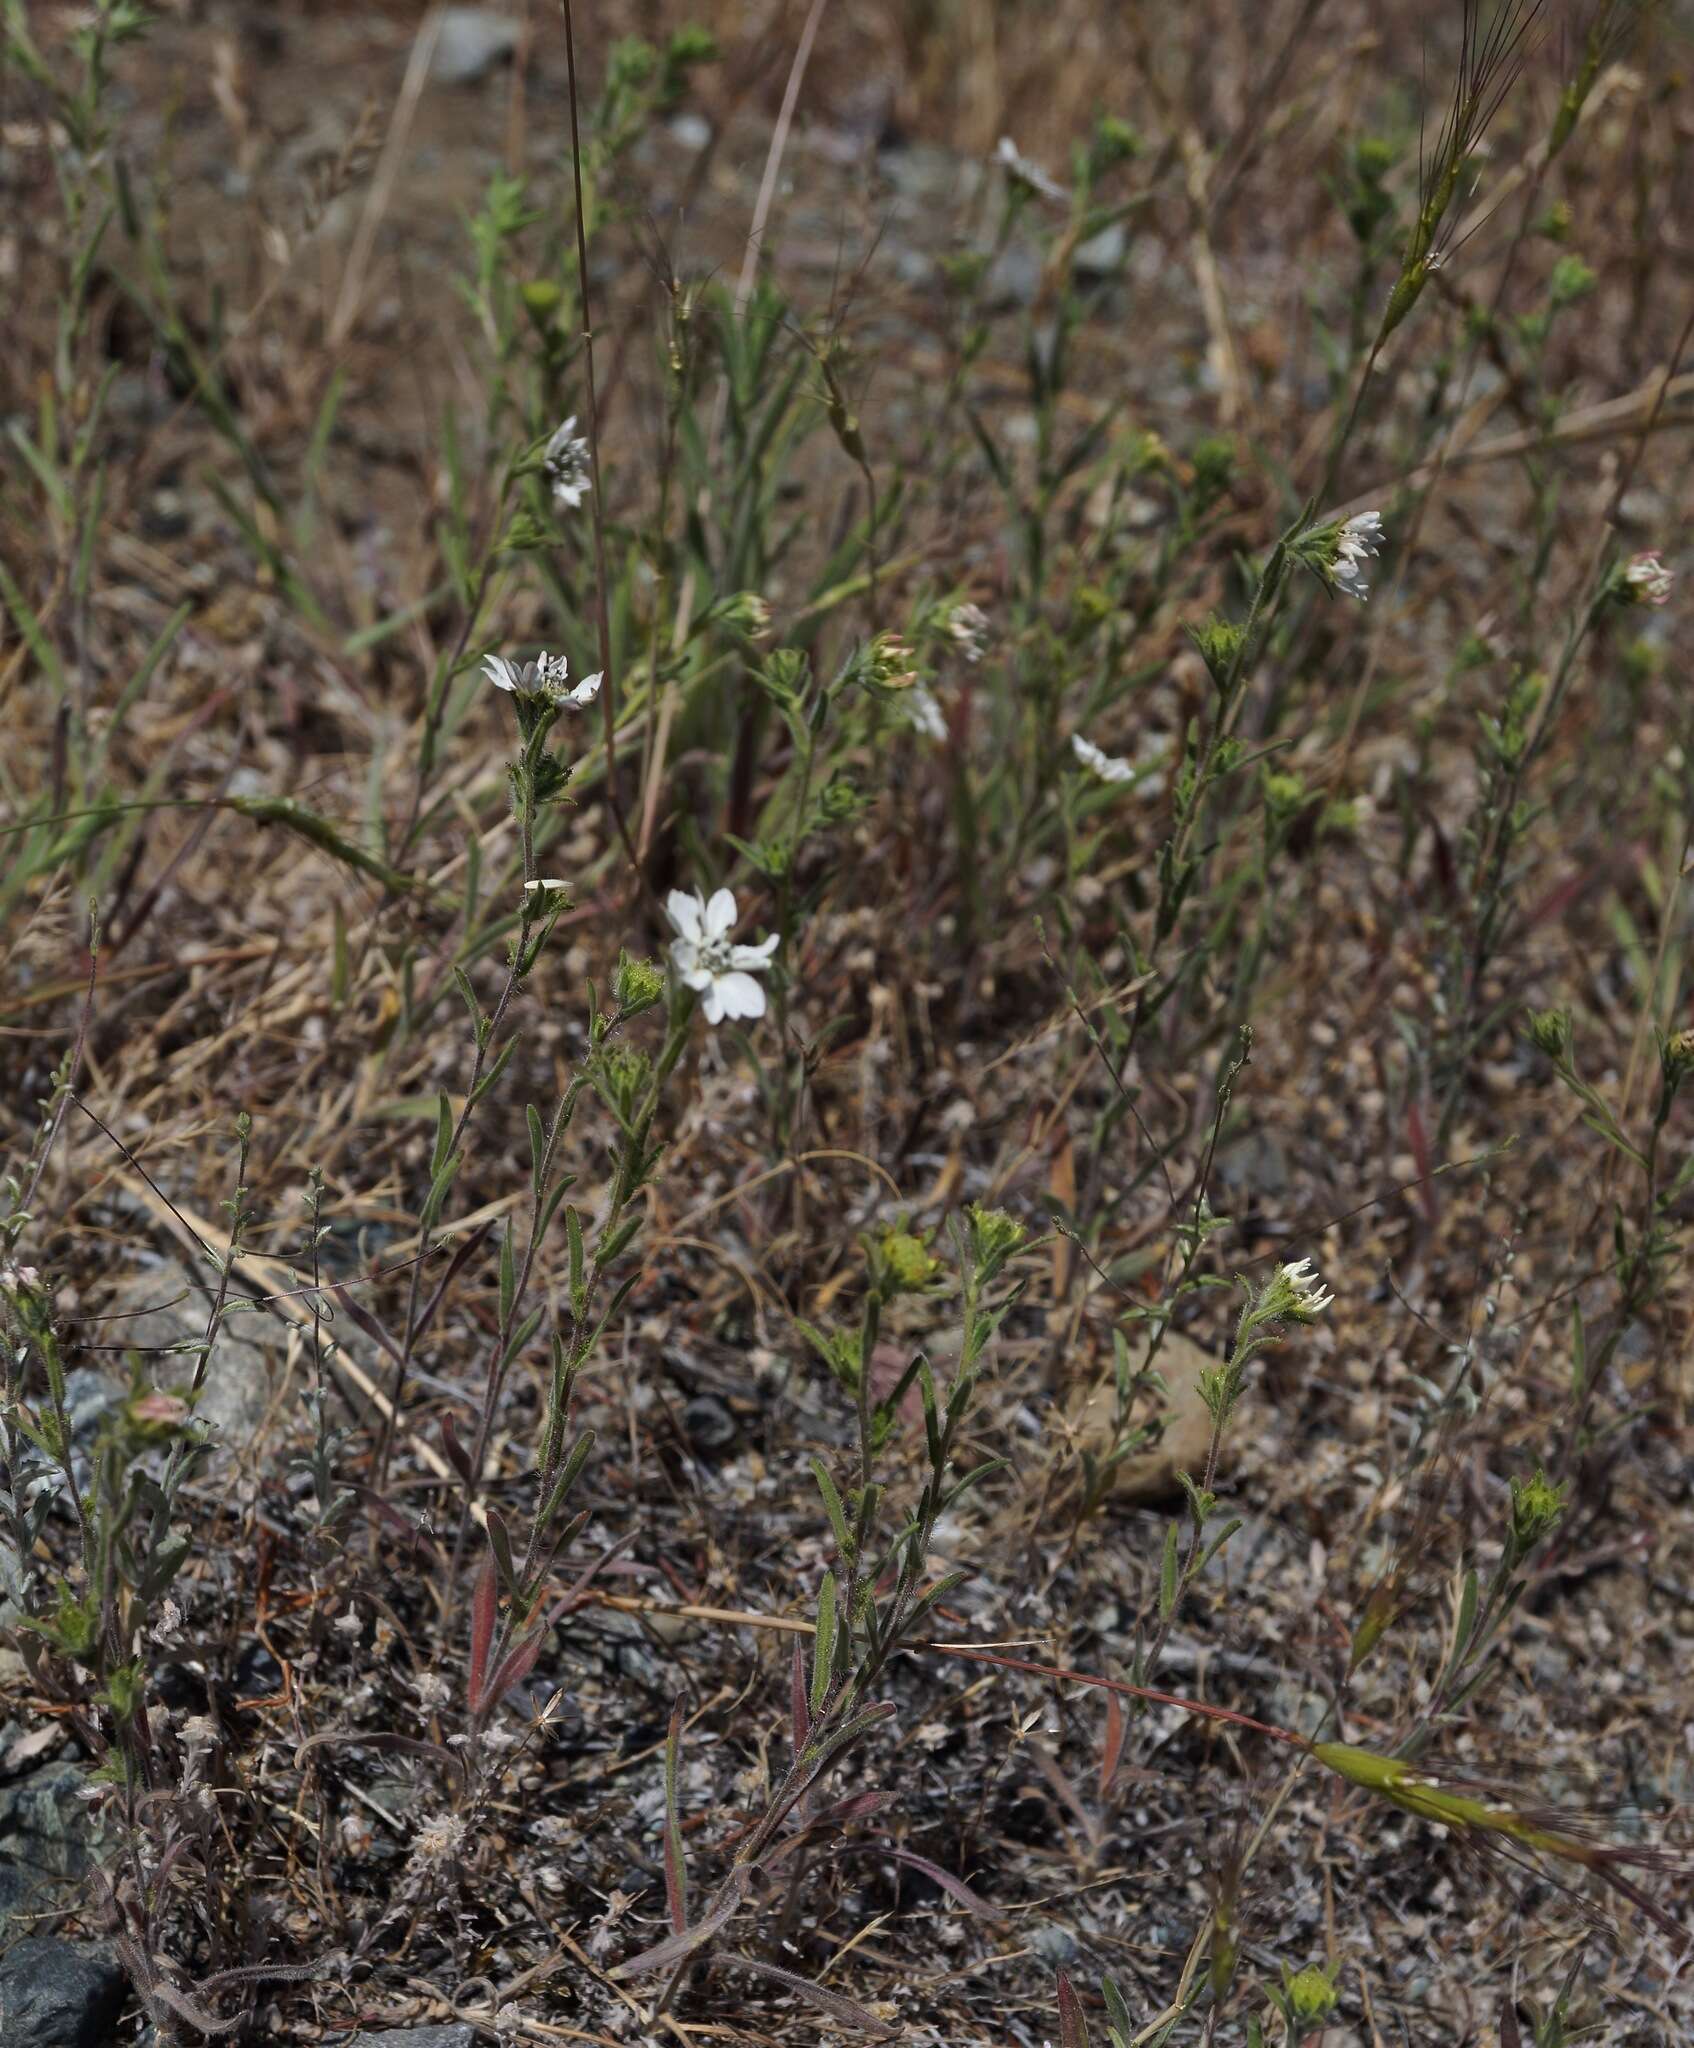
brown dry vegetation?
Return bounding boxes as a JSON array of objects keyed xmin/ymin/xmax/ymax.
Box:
[{"xmin": 2, "ymin": 2, "xmax": 1693, "ymax": 2044}]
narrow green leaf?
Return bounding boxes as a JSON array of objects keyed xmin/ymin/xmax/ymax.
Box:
[
  {"xmin": 469, "ymin": 1035, "xmax": 518, "ymax": 1106},
  {"xmin": 498, "ymin": 1218, "xmax": 516, "ymax": 1329},
  {"xmin": 486, "ymin": 1507, "xmax": 518, "ymax": 1597},
  {"xmin": 810, "ymin": 1574, "xmax": 837, "ymax": 1716},
  {"xmin": 663, "ymin": 1695, "xmax": 689, "ymax": 1935},
  {"xmin": 566, "ymin": 1205, "xmax": 586, "ymax": 1319},
  {"xmin": 1158, "ymin": 1520, "xmax": 1180, "ymax": 1619},
  {"xmin": 810, "ymin": 1457, "xmax": 853, "ymax": 1561},
  {"xmin": 540, "ymin": 1431, "xmax": 594, "ymax": 1527}
]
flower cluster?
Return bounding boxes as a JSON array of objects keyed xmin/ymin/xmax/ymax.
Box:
[
  {"xmin": 666, "ymin": 888, "xmax": 779, "ymax": 1026},
  {"xmin": 1071, "ymin": 733, "xmax": 1135, "ymax": 784},
  {"xmin": 946, "ymin": 601, "xmax": 990, "ymax": 664},
  {"xmin": 1262, "ymin": 1256, "xmax": 1334, "ymax": 1323},
  {"xmin": 1620, "ymin": 550, "xmax": 1673, "ymax": 607},
  {"xmin": 482, "ymin": 650, "xmax": 603, "ymax": 708},
  {"xmin": 1330, "ymin": 510, "xmax": 1383, "ymax": 600},
  {"xmin": 543, "ymin": 417, "xmax": 592, "ymax": 510},
  {"xmin": 862, "ymin": 632, "xmax": 919, "ymax": 697},
  {"xmin": 717, "ymin": 590, "xmax": 773, "ymax": 639},
  {"xmin": 900, "ymin": 685, "xmax": 948, "ymax": 743}
]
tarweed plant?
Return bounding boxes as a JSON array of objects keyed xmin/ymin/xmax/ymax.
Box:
[{"xmin": 1, "ymin": 1, "xmax": 1690, "ymax": 2042}]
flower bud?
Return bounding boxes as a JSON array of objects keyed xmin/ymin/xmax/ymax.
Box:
[
  {"xmin": 1509, "ymin": 1467, "xmax": 1566, "ymax": 1558},
  {"xmin": 614, "ymin": 952, "xmax": 665, "ymax": 1017},
  {"xmin": 1285, "ymin": 1966, "xmax": 1338, "ymax": 2023},
  {"xmin": 1525, "ymin": 1008, "xmax": 1571, "ymax": 1060}
]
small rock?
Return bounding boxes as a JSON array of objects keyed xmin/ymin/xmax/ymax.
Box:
[
  {"xmin": 0, "ymin": 1938, "xmax": 126, "ymax": 2048},
  {"xmin": 351, "ymin": 2028, "xmax": 476, "ymax": 2048},
  {"xmin": 1025, "ymin": 1919, "xmax": 1080, "ymax": 1966},
  {"xmin": 1068, "ymin": 1330, "xmax": 1219, "ymax": 1504},
  {"xmin": 682, "ymin": 1394, "xmax": 736, "ymax": 1453},
  {"xmin": 1074, "ymin": 222, "xmax": 1127, "ymax": 274},
  {"xmin": 88, "ymin": 1276, "xmax": 278, "ymax": 1478},
  {"xmin": 1216, "ymin": 1127, "xmax": 1290, "ymax": 1199},
  {"xmin": 429, "ymin": 9, "xmax": 520, "ymax": 86},
  {"xmin": 0, "ymin": 1762, "xmax": 109, "ymax": 1939},
  {"xmin": 986, "ymin": 240, "xmax": 1042, "ymax": 309}
]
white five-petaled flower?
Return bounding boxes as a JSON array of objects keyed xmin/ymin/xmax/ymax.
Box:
[
  {"xmin": 946, "ymin": 601, "xmax": 991, "ymax": 664},
  {"xmin": 1276, "ymin": 1257, "xmax": 1334, "ymax": 1320},
  {"xmin": 1622, "ymin": 551, "xmax": 1673, "ymax": 606},
  {"xmin": 1331, "ymin": 510, "xmax": 1383, "ymax": 601},
  {"xmin": 995, "ymin": 136, "xmax": 1069, "ymax": 205},
  {"xmin": 666, "ymin": 887, "xmax": 779, "ymax": 1027},
  {"xmin": 902, "ymin": 684, "xmax": 949, "ymax": 743},
  {"xmin": 1071, "ymin": 733, "xmax": 1135, "ymax": 784},
  {"xmin": 543, "ymin": 416, "xmax": 592, "ymax": 510}
]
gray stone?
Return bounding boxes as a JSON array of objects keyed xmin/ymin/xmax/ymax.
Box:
[
  {"xmin": 351, "ymin": 2029, "xmax": 475, "ymax": 2048},
  {"xmin": 1215, "ymin": 1127, "xmax": 1290, "ymax": 1198},
  {"xmin": 429, "ymin": 9, "xmax": 520, "ymax": 86},
  {"xmin": 682, "ymin": 1394, "xmax": 736, "ymax": 1452},
  {"xmin": 0, "ymin": 1937, "xmax": 125, "ymax": 2048},
  {"xmin": 1074, "ymin": 222, "xmax": 1127, "ymax": 275},
  {"xmin": 1025, "ymin": 1919, "xmax": 1080, "ymax": 1965},
  {"xmin": 90, "ymin": 1277, "xmax": 278, "ymax": 1476},
  {"xmin": 986, "ymin": 240, "xmax": 1042, "ymax": 309},
  {"xmin": 0, "ymin": 1762, "xmax": 107, "ymax": 1938}
]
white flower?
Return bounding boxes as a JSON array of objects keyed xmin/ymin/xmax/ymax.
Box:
[
  {"xmin": 522, "ymin": 877, "xmax": 569, "ymax": 899},
  {"xmin": 1622, "ymin": 551, "xmax": 1672, "ymax": 606},
  {"xmin": 543, "ymin": 416, "xmax": 592, "ymax": 510},
  {"xmin": 1071, "ymin": 733, "xmax": 1135, "ymax": 783},
  {"xmin": 666, "ymin": 887, "xmax": 780, "ymax": 1027},
  {"xmin": 946, "ymin": 601, "xmax": 990, "ymax": 664},
  {"xmin": 409, "ymin": 1810, "xmax": 467, "ymax": 1867},
  {"xmin": 333, "ymin": 1605, "xmax": 363, "ymax": 1637},
  {"xmin": 995, "ymin": 136, "xmax": 1069, "ymax": 205},
  {"xmin": 901, "ymin": 684, "xmax": 948, "ymax": 743},
  {"xmin": 1331, "ymin": 510, "xmax": 1383, "ymax": 601},
  {"xmin": 413, "ymin": 1671, "xmax": 453, "ymax": 1711},
  {"xmin": 1275, "ymin": 1257, "xmax": 1333, "ymax": 1320},
  {"xmin": 482, "ymin": 653, "xmax": 525, "ymax": 693}
]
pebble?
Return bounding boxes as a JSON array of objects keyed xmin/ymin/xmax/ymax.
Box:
[
  {"xmin": 0, "ymin": 1938, "xmax": 126, "ymax": 2048},
  {"xmin": 429, "ymin": 9, "xmax": 519, "ymax": 87}
]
